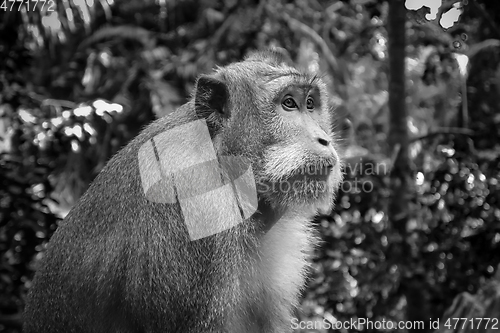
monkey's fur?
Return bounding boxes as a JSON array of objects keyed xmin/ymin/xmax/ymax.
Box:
[{"xmin": 24, "ymin": 51, "xmax": 342, "ymax": 333}]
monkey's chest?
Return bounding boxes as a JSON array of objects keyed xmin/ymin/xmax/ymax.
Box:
[{"xmin": 252, "ymin": 213, "xmax": 315, "ymax": 305}]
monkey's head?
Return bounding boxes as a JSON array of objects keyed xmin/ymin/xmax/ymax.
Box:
[{"xmin": 194, "ymin": 50, "xmax": 342, "ymax": 214}]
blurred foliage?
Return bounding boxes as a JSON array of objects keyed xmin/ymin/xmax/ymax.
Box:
[
  {"xmin": 435, "ymin": 267, "xmax": 500, "ymax": 332},
  {"xmin": 0, "ymin": 0, "xmax": 500, "ymax": 332}
]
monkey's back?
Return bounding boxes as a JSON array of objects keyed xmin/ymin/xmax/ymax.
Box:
[{"xmin": 23, "ymin": 108, "xmax": 257, "ymax": 332}]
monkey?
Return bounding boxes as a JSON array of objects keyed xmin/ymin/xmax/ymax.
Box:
[{"xmin": 23, "ymin": 50, "xmax": 342, "ymax": 333}]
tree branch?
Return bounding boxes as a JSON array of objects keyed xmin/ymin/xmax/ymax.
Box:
[
  {"xmin": 409, "ymin": 128, "xmax": 475, "ymax": 143},
  {"xmin": 273, "ymin": 10, "xmax": 339, "ymax": 76}
]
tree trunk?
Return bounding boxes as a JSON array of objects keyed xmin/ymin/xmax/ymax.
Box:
[{"xmin": 387, "ymin": 0, "xmax": 429, "ymax": 331}]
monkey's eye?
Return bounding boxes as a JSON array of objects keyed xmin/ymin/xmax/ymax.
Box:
[
  {"xmin": 306, "ymin": 97, "xmax": 314, "ymax": 110},
  {"xmin": 282, "ymin": 97, "xmax": 298, "ymax": 110}
]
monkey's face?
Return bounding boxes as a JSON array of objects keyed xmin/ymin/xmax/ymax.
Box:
[
  {"xmin": 253, "ymin": 73, "xmax": 342, "ymax": 211},
  {"xmin": 194, "ymin": 52, "xmax": 342, "ymax": 213}
]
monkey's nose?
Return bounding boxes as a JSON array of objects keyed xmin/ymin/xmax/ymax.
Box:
[
  {"xmin": 317, "ymin": 137, "xmax": 330, "ymax": 146},
  {"xmin": 313, "ymin": 137, "xmax": 337, "ymax": 165}
]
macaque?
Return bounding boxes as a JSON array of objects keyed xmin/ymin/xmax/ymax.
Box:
[{"xmin": 23, "ymin": 50, "xmax": 342, "ymax": 333}]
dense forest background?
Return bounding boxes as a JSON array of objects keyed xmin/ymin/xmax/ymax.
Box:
[{"xmin": 1, "ymin": 0, "xmax": 499, "ymax": 332}]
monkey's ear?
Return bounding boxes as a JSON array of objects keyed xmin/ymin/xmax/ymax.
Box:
[
  {"xmin": 194, "ymin": 76, "xmax": 229, "ymax": 137},
  {"xmin": 194, "ymin": 75, "xmax": 229, "ymax": 117}
]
